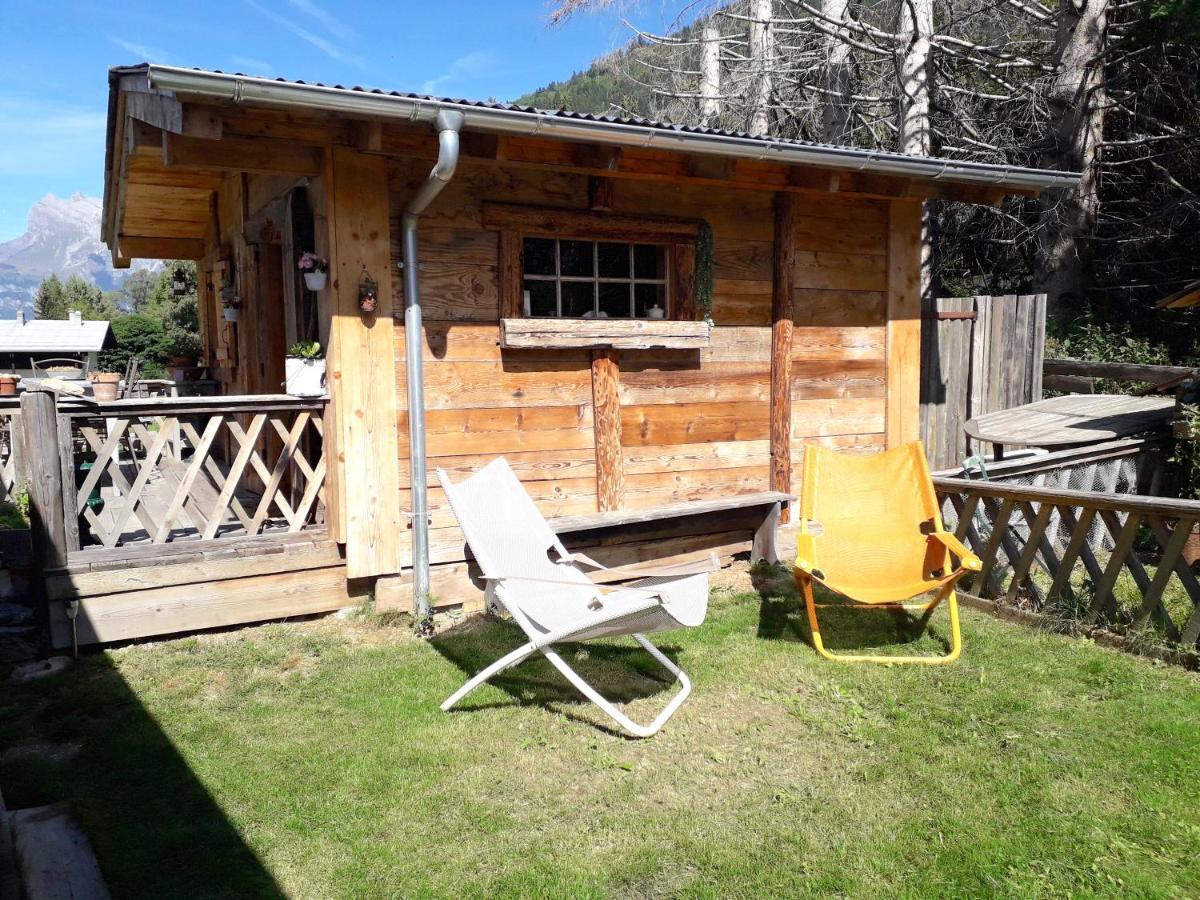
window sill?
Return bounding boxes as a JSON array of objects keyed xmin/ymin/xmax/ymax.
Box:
[{"xmin": 500, "ymin": 318, "xmax": 711, "ymax": 350}]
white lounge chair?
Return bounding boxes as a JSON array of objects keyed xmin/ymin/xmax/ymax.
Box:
[{"xmin": 437, "ymin": 457, "xmax": 714, "ymax": 738}]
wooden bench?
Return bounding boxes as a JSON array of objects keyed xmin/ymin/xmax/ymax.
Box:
[{"xmin": 548, "ymin": 491, "xmax": 794, "ymax": 567}]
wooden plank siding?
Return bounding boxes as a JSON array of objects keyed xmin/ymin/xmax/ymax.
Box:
[
  {"xmin": 96, "ymin": 97, "xmax": 934, "ymax": 628},
  {"xmin": 386, "ymin": 155, "xmax": 899, "ymax": 593}
]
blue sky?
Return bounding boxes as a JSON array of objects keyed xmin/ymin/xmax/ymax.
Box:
[{"xmin": 0, "ymin": 0, "xmax": 664, "ymax": 242}]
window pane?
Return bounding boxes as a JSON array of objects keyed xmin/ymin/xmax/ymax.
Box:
[
  {"xmin": 634, "ymin": 283, "xmax": 666, "ymax": 318},
  {"xmin": 598, "ymin": 282, "xmax": 632, "ymax": 318},
  {"xmin": 559, "ymin": 240, "xmax": 594, "ymax": 277},
  {"xmin": 525, "ymin": 280, "xmax": 557, "ymax": 317},
  {"xmin": 633, "ymin": 244, "xmax": 665, "ymax": 279},
  {"xmin": 523, "ymin": 237, "xmax": 555, "ymax": 276},
  {"xmin": 561, "ymin": 281, "xmax": 595, "ymax": 317},
  {"xmin": 597, "ymin": 242, "xmax": 630, "ymax": 278}
]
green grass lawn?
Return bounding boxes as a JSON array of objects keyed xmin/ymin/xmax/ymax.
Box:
[{"xmin": 2, "ymin": 566, "xmax": 1199, "ymax": 898}]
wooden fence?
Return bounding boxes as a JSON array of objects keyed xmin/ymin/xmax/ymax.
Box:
[
  {"xmin": 20, "ymin": 391, "xmax": 328, "ymax": 567},
  {"xmin": 934, "ymin": 440, "xmax": 1200, "ymax": 647},
  {"xmin": 920, "ymin": 294, "xmax": 1047, "ymax": 470}
]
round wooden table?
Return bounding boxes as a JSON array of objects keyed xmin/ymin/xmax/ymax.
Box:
[{"xmin": 965, "ymin": 394, "xmax": 1176, "ymax": 459}]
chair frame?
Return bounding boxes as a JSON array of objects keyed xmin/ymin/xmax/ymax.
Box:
[
  {"xmin": 794, "ymin": 441, "xmax": 980, "ymax": 665},
  {"xmin": 437, "ymin": 461, "xmax": 715, "ymax": 738},
  {"xmin": 440, "ymin": 569, "xmax": 699, "ymax": 738}
]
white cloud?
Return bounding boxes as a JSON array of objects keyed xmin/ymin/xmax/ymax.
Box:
[
  {"xmin": 0, "ymin": 99, "xmax": 106, "ymax": 178},
  {"xmin": 421, "ymin": 51, "xmax": 493, "ymax": 96},
  {"xmin": 245, "ymin": 0, "xmax": 364, "ymax": 68},
  {"xmin": 282, "ymin": 0, "xmax": 356, "ymax": 42},
  {"xmin": 110, "ymin": 38, "xmax": 171, "ymax": 63},
  {"xmin": 231, "ymin": 56, "xmax": 275, "ymax": 73}
]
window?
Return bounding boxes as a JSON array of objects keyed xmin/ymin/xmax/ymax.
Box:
[{"xmin": 522, "ymin": 237, "xmax": 668, "ymax": 319}]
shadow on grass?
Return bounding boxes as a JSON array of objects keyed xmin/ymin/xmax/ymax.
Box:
[
  {"xmin": 0, "ymin": 654, "xmax": 282, "ymax": 899},
  {"xmin": 430, "ymin": 616, "xmax": 685, "ymax": 733},
  {"xmin": 752, "ymin": 563, "xmax": 952, "ymax": 655}
]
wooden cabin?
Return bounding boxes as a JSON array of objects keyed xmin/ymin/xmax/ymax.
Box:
[{"xmin": 79, "ymin": 62, "xmax": 1076, "ymax": 639}]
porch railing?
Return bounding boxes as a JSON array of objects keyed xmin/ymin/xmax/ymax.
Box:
[
  {"xmin": 934, "ymin": 445, "xmax": 1200, "ymax": 647},
  {"xmin": 20, "ymin": 391, "xmax": 327, "ymax": 566}
]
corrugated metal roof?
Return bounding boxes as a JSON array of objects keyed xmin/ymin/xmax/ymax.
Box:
[
  {"xmin": 115, "ymin": 63, "xmax": 1081, "ymax": 193},
  {"xmin": 0, "ymin": 317, "xmax": 114, "ymax": 352}
]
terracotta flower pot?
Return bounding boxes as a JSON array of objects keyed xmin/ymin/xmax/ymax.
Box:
[
  {"xmin": 1183, "ymin": 522, "xmax": 1200, "ymax": 569},
  {"xmin": 0, "ymin": 375, "xmax": 18, "ymax": 396},
  {"xmin": 91, "ymin": 372, "xmax": 121, "ymax": 403}
]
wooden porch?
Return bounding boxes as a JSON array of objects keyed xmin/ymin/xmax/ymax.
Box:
[{"xmin": 2, "ymin": 390, "xmax": 354, "ymax": 649}]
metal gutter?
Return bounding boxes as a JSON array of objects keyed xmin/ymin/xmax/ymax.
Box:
[
  {"xmin": 402, "ymin": 110, "xmax": 464, "ymax": 622},
  {"xmin": 145, "ymin": 65, "xmax": 1081, "ymax": 192}
]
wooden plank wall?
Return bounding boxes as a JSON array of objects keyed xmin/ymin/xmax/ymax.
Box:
[
  {"xmin": 386, "ymin": 157, "xmax": 894, "ymax": 592},
  {"xmin": 919, "ymin": 293, "xmax": 1047, "ymax": 470}
]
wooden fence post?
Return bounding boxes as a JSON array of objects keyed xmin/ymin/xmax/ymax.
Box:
[{"xmin": 20, "ymin": 390, "xmax": 68, "ymax": 568}]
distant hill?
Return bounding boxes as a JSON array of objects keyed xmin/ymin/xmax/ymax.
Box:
[
  {"xmin": 515, "ymin": 50, "xmax": 657, "ymax": 118},
  {"xmin": 0, "ymin": 194, "xmax": 156, "ymax": 316}
]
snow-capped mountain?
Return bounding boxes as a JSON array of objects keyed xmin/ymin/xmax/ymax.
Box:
[{"xmin": 0, "ymin": 193, "xmax": 156, "ymax": 315}]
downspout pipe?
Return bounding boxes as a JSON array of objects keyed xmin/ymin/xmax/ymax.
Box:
[{"xmin": 403, "ymin": 109, "xmax": 464, "ymax": 622}]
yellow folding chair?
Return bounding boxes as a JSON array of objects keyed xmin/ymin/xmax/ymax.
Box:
[{"xmin": 792, "ymin": 441, "xmax": 982, "ymax": 664}]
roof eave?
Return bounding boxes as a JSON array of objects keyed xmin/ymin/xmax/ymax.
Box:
[{"xmin": 144, "ymin": 64, "xmax": 1081, "ymax": 195}]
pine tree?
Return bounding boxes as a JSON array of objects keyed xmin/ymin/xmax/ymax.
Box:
[
  {"xmin": 33, "ymin": 274, "xmax": 66, "ymax": 320},
  {"xmin": 61, "ymin": 275, "xmax": 112, "ymax": 319}
]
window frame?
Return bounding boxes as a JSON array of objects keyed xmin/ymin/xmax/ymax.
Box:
[{"xmin": 520, "ymin": 235, "xmax": 672, "ymax": 320}]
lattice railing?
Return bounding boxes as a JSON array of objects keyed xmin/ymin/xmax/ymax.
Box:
[
  {"xmin": 934, "ymin": 475, "xmax": 1200, "ymax": 648},
  {"xmin": 59, "ymin": 396, "xmax": 327, "ymax": 550},
  {"xmin": 0, "ymin": 405, "xmax": 19, "ymax": 504}
]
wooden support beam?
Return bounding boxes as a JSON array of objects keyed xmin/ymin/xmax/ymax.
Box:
[
  {"xmin": 591, "ymin": 350, "xmax": 624, "ymax": 512},
  {"xmin": 163, "ymin": 133, "xmax": 324, "ymax": 177},
  {"xmin": 351, "ymin": 120, "xmax": 384, "ymax": 152},
  {"xmin": 325, "ymin": 147, "xmax": 404, "ymax": 578},
  {"xmin": 125, "ymin": 90, "xmax": 223, "ymax": 139},
  {"xmin": 588, "ymin": 175, "xmax": 615, "ymax": 211},
  {"xmin": 771, "ymin": 193, "xmax": 796, "ymax": 519},
  {"xmin": 885, "ymin": 200, "xmax": 923, "ymax": 447},
  {"xmin": 116, "ymin": 235, "xmax": 207, "ymax": 261},
  {"xmin": 672, "ymin": 242, "xmax": 697, "ymax": 321},
  {"xmin": 498, "ymin": 230, "xmax": 523, "ymax": 318},
  {"xmin": 20, "ymin": 390, "xmax": 68, "ymax": 568},
  {"xmin": 482, "ymin": 202, "xmax": 702, "ymax": 241}
]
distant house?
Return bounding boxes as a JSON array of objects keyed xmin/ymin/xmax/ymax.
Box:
[{"xmin": 0, "ymin": 309, "xmax": 114, "ymax": 377}]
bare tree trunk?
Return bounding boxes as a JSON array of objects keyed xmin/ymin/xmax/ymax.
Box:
[
  {"xmin": 700, "ymin": 24, "xmax": 722, "ymax": 126},
  {"xmin": 898, "ymin": 0, "xmax": 934, "ymax": 155},
  {"xmin": 898, "ymin": 0, "xmax": 936, "ymax": 300},
  {"xmin": 748, "ymin": 0, "xmax": 774, "ymax": 135},
  {"xmin": 821, "ymin": 0, "xmax": 853, "ymax": 143},
  {"xmin": 1034, "ymin": 0, "xmax": 1109, "ymax": 318}
]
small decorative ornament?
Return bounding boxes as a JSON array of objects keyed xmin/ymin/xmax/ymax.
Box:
[
  {"xmin": 647, "ymin": 303, "xmax": 665, "ymax": 319},
  {"xmin": 298, "ymin": 251, "xmax": 328, "ymax": 291},
  {"xmin": 221, "ymin": 286, "xmax": 242, "ymax": 322},
  {"xmin": 358, "ymin": 268, "xmax": 379, "ymax": 314}
]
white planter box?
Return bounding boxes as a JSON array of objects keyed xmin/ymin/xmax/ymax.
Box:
[{"xmin": 285, "ymin": 357, "xmax": 326, "ymax": 397}]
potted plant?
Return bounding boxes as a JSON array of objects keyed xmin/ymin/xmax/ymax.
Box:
[
  {"xmin": 285, "ymin": 340, "xmax": 326, "ymax": 397},
  {"xmin": 168, "ymin": 333, "xmax": 203, "ymax": 380},
  {"xmin": 222, "ymin": 297, "xmax": 242, "ymax": 322},
  {"xmin": 89, "ymin": 371, "xmax": 122, "ymax": 402},
  {"xmin": 298, "ymin": 252, "xmax": 329, "ymax": 291},
  {"xmin": 0, "ymin": 374, "xmax": 19, "ymax": 396},
  {"xmin": 0, "ymin": 485, "xmax": 33, "ymax": 567}
]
